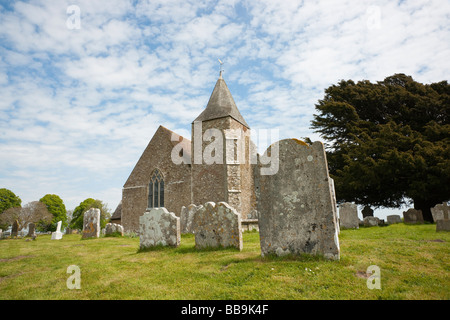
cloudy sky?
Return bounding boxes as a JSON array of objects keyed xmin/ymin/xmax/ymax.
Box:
[{"xmin": 1, "ymin": 0, "xmax": 449, "ymax": 216}]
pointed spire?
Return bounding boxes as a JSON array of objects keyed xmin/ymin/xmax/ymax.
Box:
[{"xmin": 193, "ymin": 75, "xmax": 249, "ymax": 128}]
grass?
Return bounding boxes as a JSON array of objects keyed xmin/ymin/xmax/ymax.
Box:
[{"xmin": 0, "ymin": 224, "xmax": 449, "ymax": 300}]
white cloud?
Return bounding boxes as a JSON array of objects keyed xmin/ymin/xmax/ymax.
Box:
[{"xmin": 0, "ymin": 0, "xmax": 449, "ymax": 211}]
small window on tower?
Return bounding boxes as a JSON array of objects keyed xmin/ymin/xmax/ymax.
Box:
[{"xmin": 148, "ymin": 169, "xmax": 164, "ymax": 208}]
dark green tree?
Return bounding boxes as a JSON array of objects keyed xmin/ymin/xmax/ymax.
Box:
[
  {"xmin": 39, "ymin": 194, "xmax": 68, "ymax": 232},
  {"xmin": 70, "ymin": 198, "xmax": 111, "ymax": 230},
  {"xmin": 0, "ymin": 188, "xmax": 22, "ymax": 230},
  {"xmin": 311, "ymin": 74, "xmax": 450, "ymax": 222}
]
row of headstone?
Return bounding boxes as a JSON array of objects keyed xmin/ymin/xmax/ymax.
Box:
[{"xmin": 139, "ymin": 202, "xmax": 242, "ymax": 251}]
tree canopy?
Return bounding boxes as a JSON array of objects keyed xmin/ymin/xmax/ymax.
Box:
[
  {"xmin": 0, "ymin": 201, "xmax": 53, "ymax": 231},
  {"xmin": 39, "ymin": 194, "xmax": 68, "ymax": 232},
  {"xmin": 70, "ymin": 198, "xmax": 111, "ymax": 230},
  {"xmin": 0, "ymin": 188, "xmax": 22, "ymax": 230},
  {"xmin": 311, "ymin": 73, "xmax": 450, "ymax": 222}
]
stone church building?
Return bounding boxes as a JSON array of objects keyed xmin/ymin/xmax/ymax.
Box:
[{"xmin": 120, "ymin": 73, "xmax": 257, "ymax": 232}]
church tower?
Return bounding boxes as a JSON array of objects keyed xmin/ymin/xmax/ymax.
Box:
[{"xmin": 191, "ymin": 72, "xmax": 256, "ymax": 219}]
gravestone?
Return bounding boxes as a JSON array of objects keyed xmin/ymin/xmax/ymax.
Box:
[
  {"xmin": 363, "ymin": 216, "xmax": 379, "ymax": 227},
  {"xmin": 339, "ymin": 202, "xmax": 359, "ymax": 229},
  {"xmin": 0, "ymin": 229, "xmax": 3, "ymax": 239},
  {"xmin": 403, "ymin": 208, "xmax": 424, "ymax": 224},
  {"xmin": 434, "ymin": 202, "xmax": 450, "ymax": 232},
  {"xmin": 180, "ymin": 204, "xmax": 202, "ymax": 234},
  {"xmin": 257, "ymin": 139, "xmax": 340, "ymax": 260},
  {"xmin": 329, "ymin": 178, "xmax": 340, "ymax": 234},
  {"xmin": 431, "ymin": 202, "xmax": 449, "ymax": 222},
  {"xmin": 387, "ymin": 215, "xmax": 402, "ymax": 224},
  {"xmin": 51, "ymin": 221, "xmax": 63, "ymax": 240},
  {"xmin": 191, "ymin": 202, "xmax": 242, "ymax": 250},
  {"xmin": 362, "ymin": 206, "xmax": 374, "ymax": 218},
  {"xmin": 27, "ymin": 223, "xmax": 37, "ymax": 238},
  {"xmin": 11, "ymin": 220, "xmax": 19, "ymax": 238},
  {"xmin": 82, "ymin": 208, "xmax": 101, "ymax": 239},
  {"xmin": 139, "ymin": 207, "xmax": 180, "ymax": 249},
  {"xmin": 105, "ymin": 223, "xmax": 124, "ymax": 236}
]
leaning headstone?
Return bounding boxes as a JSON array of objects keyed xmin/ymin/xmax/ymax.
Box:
[
  {"xmin": 139, "ymin": 207, "xmax": 180, "ymax": 249},
  {"xmin": 362, "ymin": 206, "xmax": 374, "ymax": 218},
  {"xmin": 180, "ymin": 204, "xmax": 202, "ymax": 234},
  {"xmin": 403, "ymin": 208, "xmax": 424, "ymax": 224},
  {"xmin": 27, "ymin": 223, "xmax": 37, "ymax": 238},
  {"xmin": 363, "ymin": 216, "xmax": 379, "ymax": 227},
  {"xmin": 105, "ymin": 223, "xmax": 124, "ymax": 236},
  {"xmin": 434, "ymin": 202, "xmax": 450, "ymax": 232},
  {"xmin": 82, "ymin": 208, "xmax": 101, "ymax": 239},
  {"xmin": 257, "ymin": 139, "xmax": 340, "ymax": 260},
  {"xmin": 339, "ymin": 202, "xmax": 359, "ymax": 229},
  {"xmin": 387, "ymin": 215, "xmax": 402, "ymax": 224},
  {"xmin": 11, "ymin": 220, "xmax": 19, "ymax": 238},
  {"xmin": 431, "ymin": 202, "xmax": 449, "ymax": 222},
  {"xmin": 51, "ymin": 221, "xmax": 63, "ymax": 240},
  {"xmin": 191, "ymin": 202, "xmax": 242, "ymax": 251}
]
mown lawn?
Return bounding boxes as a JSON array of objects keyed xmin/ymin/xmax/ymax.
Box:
[{"xmin": 0, "ymin": 223, "xmax": 449, "ymax": 300}]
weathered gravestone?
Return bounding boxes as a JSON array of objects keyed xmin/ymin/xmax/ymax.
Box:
[
  {"xmin": 387, "ymin": 215, "xmax": 402, "ymax": 224},
  {"xmin": 431, "ymin": 202, "xmax": 449, "ymax": 222},
  {"xmin": 180, "ymin": 204, "xmax": 203, "ymax": 234},
  {"xmin": 11, "ymin": 220, "xmax": 19, "ymax": 238},
  {"xmin": 433, "ymin": 202, "xmax": 450, "ymax": 232},
  {"xmin": 362, "ymin": 206, "xmax": 374, "ymax": 218},
  {"xmin": 257, "ymin": 139, "xmax": 340, "ymax": 260},
  {"xmin": 139, "ymin": 207, "xmax": 180, "ymax": 249},
  {"xmin": 0, "ymin": 229, "xmax": 3, "ymax": 239},
  {"xmin": 339, "ymin": 202, "xmax": 359, "ymax": 229},
  {"xmin": 51, "ymin": 221, "xmax": 64, "ymax": 240},
  {"xmin": 27, "ymin": 223, "xmax": 37, "ymax": 238},
  {"xmin": 82, "ymin": 208, "xmax": 101, "ymax": 239},
  {"xmin": 105, "ymin": 223, "xmax": 124, "ymax": 236},
  {"xmin": 363, "ymin": 216, "xmax": 379, "ymax": 227},
  {"xmin": 191, "ymin": 202, "xmax": 242, "ymax": 251},
  {"xmin": 403, "ymin": 208, "xmax": 424, "ymax": 224},
  {"xmin": 329, "ymin": 178, "xmax": 340, "ymax": 234}
]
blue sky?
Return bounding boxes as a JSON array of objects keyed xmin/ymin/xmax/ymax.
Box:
[{"xmin": 1, "ymin": 0, "xmax": 449, "ymax": 218}]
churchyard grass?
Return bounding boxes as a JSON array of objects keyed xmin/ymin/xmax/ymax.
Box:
[{"xmin": 0, "ymin": 223, "xmax": 448, "ymax": 300}]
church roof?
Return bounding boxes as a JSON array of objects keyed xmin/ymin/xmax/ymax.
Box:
[{"xmin": 193, "ymin": 74, "xmax": 249, "ymax": 128}]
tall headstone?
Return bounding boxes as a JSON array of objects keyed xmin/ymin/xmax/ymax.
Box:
[
  {"xmin": 403, "ymin": 208, "xmax": 424, "ymax": 224},
  {"xmin": 11, "ymin": 220, "xmax": 19, "ymax": 238},
  {"xmin": 191, "ymin": 202, "xmax": 242, "ymax": 250},
  {"xmin": 339, "ymin": 202, "xmax": 359, "ymax": 229},
  {"xmin": 257, "ymin": 140, "xmax": 340, "ymax": 260},
  {"xmin": 0, "ymin": 229, "xmax": 3, "ymax": 239},
  {"xmin": 27, "ymin": 223, "xmax": 37, "ymax": 238},
  {"xmin": 434, "ymin": 202, "xmax": 450, "ymax": 232},
  {"xmin": 82, "ymin": 208, "xmax": 101, "ymax": 239},
  {"xmin": 362, "ymin": 206, "xmax": 374, "ymax": 218},
  {"xmin": 431, "ymin": 202, "xmax": 449, "ymax": 222},
  {"xmin": 329, "ymin": 178, "xmax": 340, "ymax": 234},
  {"xmin": 51, "ymin": 221, "xmax": 63, "ymax": 240},
  {"xmin": 139, "ymin": 207, "xmax": 180, "ymax": 249}
]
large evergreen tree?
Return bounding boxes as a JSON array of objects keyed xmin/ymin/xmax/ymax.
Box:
[{"xmin": 311, "ymin": 74, "xmax": 450, "ymax": 222}]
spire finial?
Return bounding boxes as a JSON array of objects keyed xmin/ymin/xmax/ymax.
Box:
[{"xmin": 218, "ymin": 58, "xmax": 224, "ymax": 78}]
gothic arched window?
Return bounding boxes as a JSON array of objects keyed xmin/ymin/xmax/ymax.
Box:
[{"xmin": 148, "ymin": 169, "xmax": 164, "ymax": 208}]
